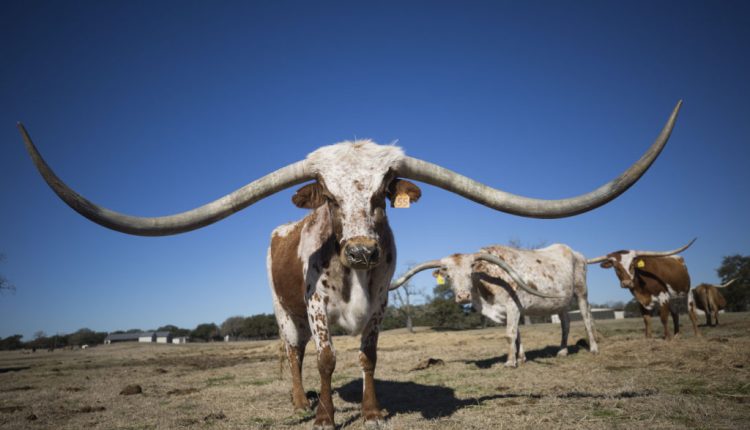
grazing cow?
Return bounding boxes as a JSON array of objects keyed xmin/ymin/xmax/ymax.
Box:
[
  {"xmin": 391, "ymin": 244, "xmax": 598, "ymax": 367},
  {"xmin": 588, "ymin": 239, "xmax": 699, "ymax": 339},
  {"xmin": 693, "ymin": 279, "xmax": 736, "ymax": 326},
  {"xmin": 18, "ymin": 101, "xmax": 680, "ymax": 429}
]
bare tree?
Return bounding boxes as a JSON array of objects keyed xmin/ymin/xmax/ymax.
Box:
[
  {"xmin": 0, "ymin": 253, "xmax": 15, "ymax": 295},
  {"xmin": 390, "ymin": 267, "xmax": 426, "ymax": 333}
]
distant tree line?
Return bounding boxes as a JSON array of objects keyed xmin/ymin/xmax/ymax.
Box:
[
  {"xmin": 3, "ymin": 255, "xmax": 747, "ymax": 350},
  {"xmin": 0, "ymin": 328, "xmax": 109, "ymax": 351}
]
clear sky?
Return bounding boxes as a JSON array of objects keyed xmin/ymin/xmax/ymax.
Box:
[{"xmin": 1, "ymin": 1, "xmax": 748, "ymax": 340}]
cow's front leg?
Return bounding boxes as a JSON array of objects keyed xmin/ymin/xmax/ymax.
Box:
[
  {"xmin": 670, "ymin": 305, "xmax": 681, "ymax": 338},
  {"xmin": 308, "ymin": 294, "xmax": 336, "ymax": 430},
  {"xmin": 640, "ymin": 305, "xmax": 653, "ymax": 338},
  {"xmin": 359, "ymin": 328, "xmax": 384, "ymax": 427},
  {"xmin": 359, "ymin": 300, "xmax": 386, "ymax": 428},
  {"xmin": 504, "ymin": 306, "xmax": 521, "ymax": 367},
  {"xmin": 659, "ymin": 303, "xmax": 672, "ymax": 340}
]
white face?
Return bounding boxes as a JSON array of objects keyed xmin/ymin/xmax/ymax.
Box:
[
  {"xmin": 302, "ymin": 140, "xmax": 421, "ymax": 270},
  {"xmin": 603, "ymin": 251, "xmax": 638, "ymax": 289},
  {"xmin": 307, "ymin": 140, "xmax": 402, "ymax": 243},
  {"xmin": 433, "ymin": 254, "xmax": 475, "ymax": 304}
]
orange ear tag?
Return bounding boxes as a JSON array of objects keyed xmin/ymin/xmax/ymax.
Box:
[{"xmin": 394, "ymin": 192, "xmax": 410, "ymax": 208}]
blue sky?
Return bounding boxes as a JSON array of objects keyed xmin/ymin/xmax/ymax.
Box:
[{"xmin": 1, "ymin": 1, "xmax": 748, "ymax": 340}]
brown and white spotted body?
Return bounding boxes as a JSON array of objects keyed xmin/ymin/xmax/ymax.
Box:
[
  {"xmin": 269, "ymin": 141, "xmax": 419, "ymax": 429},
  {"xmin": 394, "ymin": 244, "xmax": 599, "ymax": 367},
  {"xmin": 693, "ymin": 280, "xmax": 735, "ymax": 326},
  {"xmin": 591, "ymin": 241, "xmax": 700, "ymax": 339}
]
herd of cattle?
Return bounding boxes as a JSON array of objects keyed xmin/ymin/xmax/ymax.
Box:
[{"xmin": 17, "ymin": 100, "xmax": 740, "ymax": 429}]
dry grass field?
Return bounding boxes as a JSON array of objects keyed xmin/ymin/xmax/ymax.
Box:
[{"xmin": 2, "ymin": 313, "xmax": 749, "ymax": 430}]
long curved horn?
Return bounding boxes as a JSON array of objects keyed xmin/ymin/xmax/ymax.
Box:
[
  {"xmin": 474, "ymin": 253, "xmax": 564, "ymax": 299},
  {"xmin": 716, "ymin": 278, "xmax": 737, "ymax": 289},
  {"xmin": 587, "ymin": 237, "xmax": 697, "ymax": 264},
  {"xmin": 18, "ymin": 123, "xmax": 314, "ymax": 236},
  {"xmin": 389, "ymin": 261, "xmax": 443, "ymax": 291},
  {"xmin": 633, "ymin": 238, "xmax": 696, "ymax": 257},
  {"xmin": 397, "ymin": 101, "xmax": 682, "ymax": 219},
  {"xmin": 586, "ymin": 255, "xmax": 610, "ymax": 265}
]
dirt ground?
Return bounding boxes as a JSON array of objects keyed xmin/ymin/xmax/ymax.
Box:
[{"xmin": 1, "ymin": 313, "xmax": 749, "ymax": 429}]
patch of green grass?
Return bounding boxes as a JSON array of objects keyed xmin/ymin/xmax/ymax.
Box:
[
  {"xmin": 592, "ymin": 408, "xmax": 618, "ymax": 418},
  {"xmin": 332, "ymin": 373, "xmax": 354, "ymax": 384},
  {"xmin": 675, "ymin": 378, "xmax": 710, "ymax": 395},
  {"xmin": 669, "ymin": 414, "xmax": 697, "ymax": 427},
  {"xmin": 246, "ymin": 416, "xmax": 277, "ymax": 429},
  {"xmin": 116, "ymin": 425, "xmax": 156, "ymax": 430},
  {"xmin": 247, "ymin": 378, "xmax": 275, "ymax": 386},
  {"xmin": 412, "ymin": 372, "xmax": 447, "ymax": 386},
  {"xmin": 205, "ymin": 374, "xmax": 235, "ymax": 387},
  {"xmin": 723, "ymin": 382, "xmax": 750, "ymax": 396}
]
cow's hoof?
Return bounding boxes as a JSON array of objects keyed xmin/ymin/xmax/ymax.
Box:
[
  {"xmin": 557, "ymin": 348, "xmax": 568, "ymax": 357},
  {"xmin": 589, "ymin": 344, "xmax": 599, "ymax": 354},
  {"xmin": 312, "ymin": 423, "xmax": 335, "ymax": 430},
  {"xmin": 504, "ymin": 361, "xmax": 517, "ymax": 368}
]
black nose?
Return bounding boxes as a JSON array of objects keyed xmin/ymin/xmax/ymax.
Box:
[{"xmin": 345, "ymin": 244, "xmax": 380, "ymax": 267}]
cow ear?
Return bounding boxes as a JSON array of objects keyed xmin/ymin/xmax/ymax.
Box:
[
  {"xmin": 292, "ymin": 183, "xmax": 327, "ymax": 209},
  {"xmin": 600, "ymin": 260, "xmax": 613, "ymax": 269},
  {"xmin": 431, "ymin": 269, "xmax": 441, "ymax": 278},
  {"xmin": 387, "ymin": 179, "xmax": 422, "ymax": 207}
]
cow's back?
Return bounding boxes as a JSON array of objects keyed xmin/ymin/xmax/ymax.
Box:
[
  {"xmin": 477, "ymin": 244, "xmax": 578, "ymax": 313},
  {"xmin": 694, "ymin": 283, "xmax": 727, "ymax": 311},
  {"xmin": 638, "ymin": 255, "xmax": 690, "ymax": 295}
]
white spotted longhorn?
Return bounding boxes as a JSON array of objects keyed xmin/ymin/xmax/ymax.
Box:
[{"xmin": 391, "ymin": 244, "xmax": 599, "ymax": 367}]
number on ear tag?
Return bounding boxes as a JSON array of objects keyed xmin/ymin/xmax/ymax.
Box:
[{"xmin": 394, "ymin": 193, "xmax": 410, "ymax": 208}]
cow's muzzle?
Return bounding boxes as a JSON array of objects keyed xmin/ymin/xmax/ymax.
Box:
[
  {"xmin": 455, "ymin": 292, "xmax": 472, "ymax": 304},
  {"xmin": 342, "ymin": 237, "xmax": 381, "ymax": 270}
]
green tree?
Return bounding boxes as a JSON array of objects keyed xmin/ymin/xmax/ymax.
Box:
[
  {"xmin": 717, "ymin": 255, "xmax": 750, "ymax": 312},
  {"xmin": 221, "ymin": 316, "xmax": 245, "ymax": 340},
  {"xmin": 424, "ymin": 283, "xmax": 466, "ymax": 329},
  {"xmin": 0, "ymin": 335, "xmax": 23, "ymax": 350},
  {"xmin": 241, "ymin": 314, "xmax": 278, "ymax": 339},
  {"xmin": 67, "ymin": 328, "xmax": 107, "ymax": 346},
  {"xmin": 191, "ymin": 323, "xmax": 221, "ymax": 342}
]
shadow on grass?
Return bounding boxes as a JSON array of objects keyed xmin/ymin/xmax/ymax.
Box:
[
  {"xmin": 463, "ymin": 339, "xmax": 589, "ymax": 369},
  {"xmin": 332, "ymin": 377, "xmax": 656, "ymax": 427},
  {"xmin": 0, "ymin": 366, "xmax": 31, "ymax": 374},
  {"xmin": 336, "ymin": 379, "xmax": 514, "ymax": 422}
]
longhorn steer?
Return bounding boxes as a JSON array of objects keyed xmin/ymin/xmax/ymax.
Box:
[
  {"xmin": 588, "ymin": 239, "xmax": 699, "ymax": 339},
  {"xmin": 19, "ymin": 101, "xmax": 680, "ymax": 429},
  {"xmin": 693, "ymin": 279, "xmax": 736, "ymax": 326},
  {"xmin": 391, "ymin": 244, "xmax": 599, "ymax": 367}
]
